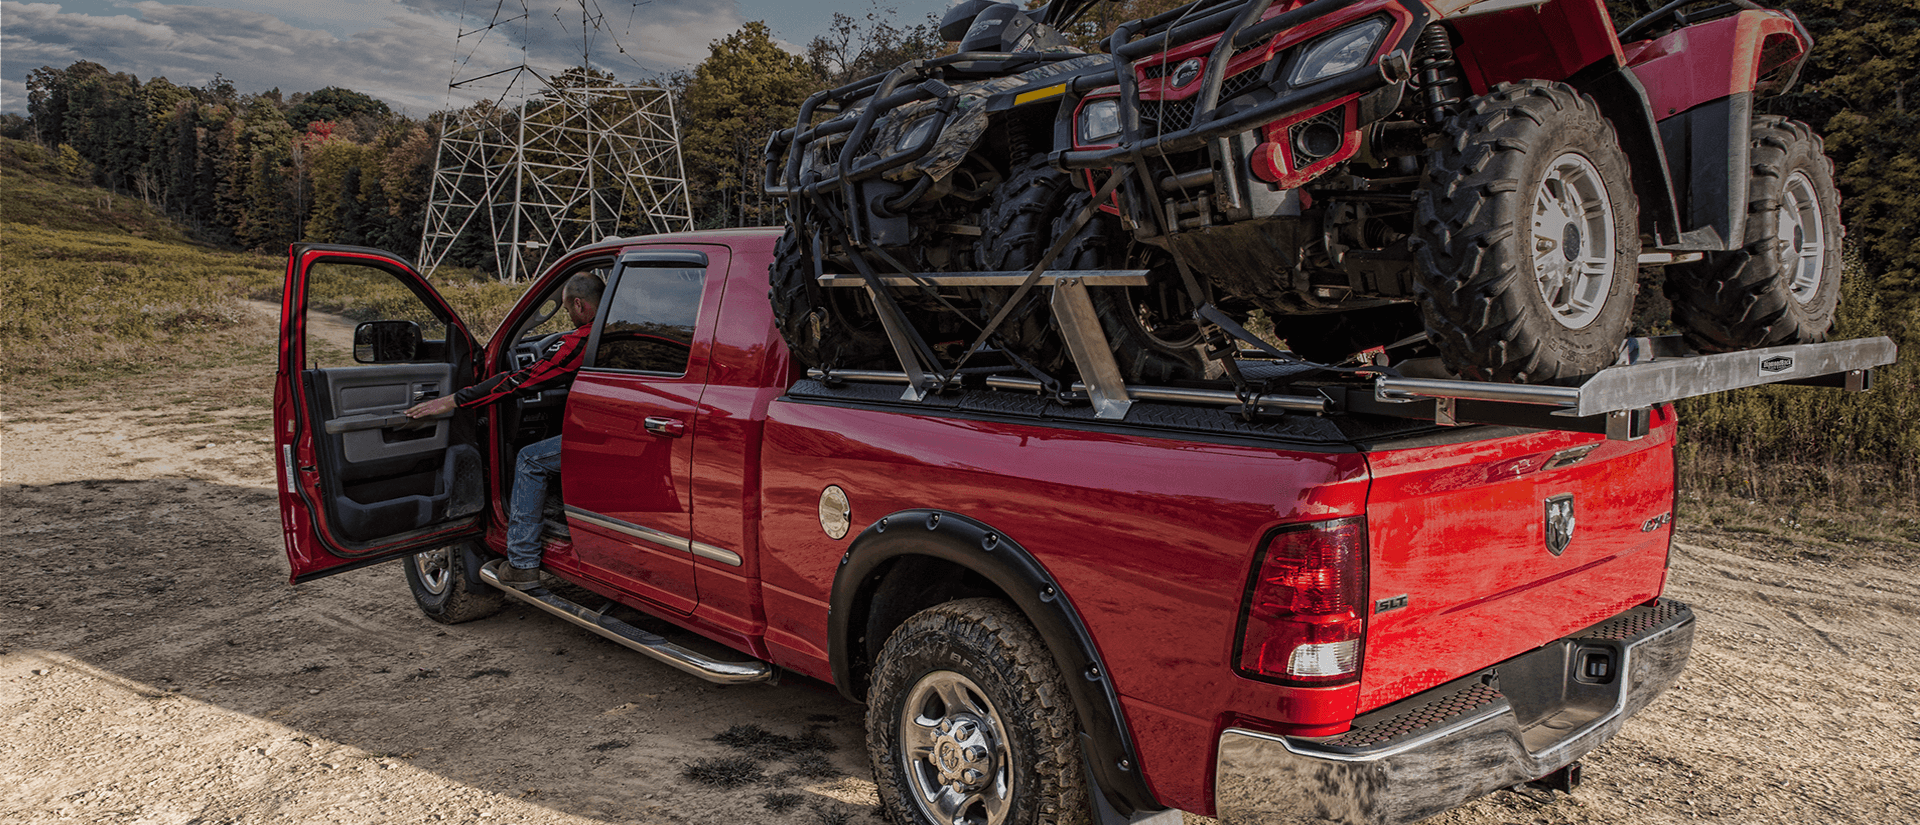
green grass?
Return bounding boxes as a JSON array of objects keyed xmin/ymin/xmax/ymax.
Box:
[{"xmin": 0, "ymin": 136, "xmax": 530, "ymax": 396}]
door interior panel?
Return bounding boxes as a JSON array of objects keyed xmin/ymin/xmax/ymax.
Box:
[{"xmin": 306, "ymin": 364, "xmax": 483, "ymax": 546}]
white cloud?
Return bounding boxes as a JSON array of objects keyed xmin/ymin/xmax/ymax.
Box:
[{"xmin": 1, "ymin": 0, "xmax": 747, "ymax": 116}]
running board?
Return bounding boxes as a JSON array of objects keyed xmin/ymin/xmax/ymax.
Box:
[{"xmin": 478, "ymin": 561, "xmax": 773, "ymax": 685}]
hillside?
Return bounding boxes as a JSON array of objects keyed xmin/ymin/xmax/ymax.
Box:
[{"xmin": 0, "ymin": 137, "xmax": 520, "ymax": 395}]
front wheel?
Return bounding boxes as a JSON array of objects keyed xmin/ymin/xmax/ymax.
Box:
[
  {"xmin": 1411, "ymin": 80, "xmax": 1639, "ymax": 384},
  {"xmin": 404, "ymin": 541, "xmax": 505, "ymax": 624},
  {"xmin": 867, "ymin": 598, "xmax": 1089, "ymax": 825},
  {"xmin": 1665, "ymin": 116, "xmax": 1842, "ymax": 352}
]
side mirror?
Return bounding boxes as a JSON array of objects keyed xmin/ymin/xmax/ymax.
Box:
[{"xmin": 354, "ymin": 320, "xmax": 424, "ymax": 363}]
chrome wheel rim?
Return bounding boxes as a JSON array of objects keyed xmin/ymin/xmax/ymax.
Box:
[
  {"xmin": 414, "ymin": 546, "xmax": 453, "ymax": 596},
  {"xmin": 1530, "ymin": 151, "xmax": 1617, "ymax": 330},
  {"xmin": 1779, "ymin": 170, "xmax": 1827, "ymax": 305},
  {"xmin": 899, "ymin": 670, "xmax": 1014, "ymax": 825}
]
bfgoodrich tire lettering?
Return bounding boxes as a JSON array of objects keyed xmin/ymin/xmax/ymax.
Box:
[
  {"xmin": 868, "ymin": 598, "xmax": 1089, "ymax": 825},
  {"xmin": 1666, "ymin": 116, "xmax": 1842, "ymax": 352},
  {"xmin": 1410, "ymin": 80, "xmax": 1639, "ymax": 384}
]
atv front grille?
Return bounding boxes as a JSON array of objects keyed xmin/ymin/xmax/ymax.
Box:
[{"xmin": 1139, "ymin": 68, "xmax": 1265, "ymax": 137}]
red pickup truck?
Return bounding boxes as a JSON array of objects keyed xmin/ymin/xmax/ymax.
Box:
[{"xmin": 276, "ymin": 229, "xmax": 1697, "ymax": 825}]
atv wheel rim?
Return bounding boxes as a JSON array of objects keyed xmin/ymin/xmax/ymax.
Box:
[
  {"xmin": 899, "ymin": 670, "xmax": 1014, "ymax": 825},
  {"xmin": 1530, "ymin": 152, "xmax": 1617, "ymax": 330},
  {"xmin": 414, "ymin": 547, "xmax": 452, "ymax": 596},
  {"xmin": 1779, "ymin": 170, "xmax": 1827, "ymax": 305}
]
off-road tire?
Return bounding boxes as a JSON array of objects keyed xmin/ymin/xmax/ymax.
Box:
[
  {"xmin": 976, "ymin": 157, "xmax": 1077, "ymax": 371},
  {"xmin": 868, "ymin": 598, "xmax": 1089, "ymax": 825},
  {"xmin": 404, "ymin": 541, "xmax": 505, "ymax": 624},
  {"xmin": 1665, "ymin": 116, "xmax": 1842, "ymax": 352},
  {"xmin": 1055, "ymin": 193, "xmax": 1209, "ymax": 383},
  {"xmin": 768, "ymin": 226, "xmax": 892, "ymax": 371},
  {"xmin": 1410, "ymin": 80, "xmax": 1639, "ymax": 384}
]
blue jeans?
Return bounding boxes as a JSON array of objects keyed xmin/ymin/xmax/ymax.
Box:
[{"xmin": 505, "ymin": 434, "xmax": 561, "ymax": 570}]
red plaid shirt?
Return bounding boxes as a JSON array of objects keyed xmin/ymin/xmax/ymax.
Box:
[{"xmin": 453, "ymin": 325, "xmax": 590, "ymax": 408}]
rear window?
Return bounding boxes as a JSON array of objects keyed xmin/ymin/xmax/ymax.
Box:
[{"xmin": 590, "ymin": 265, "xmax": 704, "ymax": 375}]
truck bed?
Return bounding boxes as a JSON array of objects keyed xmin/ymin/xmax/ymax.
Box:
[{"xmin": 761, "ymin": 377, "xmax": 1673, "ymax": 812}]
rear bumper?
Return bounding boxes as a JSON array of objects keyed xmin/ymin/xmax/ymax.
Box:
[{"xmin": 1214, "ymin": 599, "xmax": 1694, "ymax": 825}]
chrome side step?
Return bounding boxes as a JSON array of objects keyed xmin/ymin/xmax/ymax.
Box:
[{"xmin": 478, "ymin": 561, "xmax": 773, "ymax": 685}]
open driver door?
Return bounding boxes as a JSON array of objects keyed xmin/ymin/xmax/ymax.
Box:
[{"xmin": 274, "ymin": 244, "xmax": 487, "ymax": 583}]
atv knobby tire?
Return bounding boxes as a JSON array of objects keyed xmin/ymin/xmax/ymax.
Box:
[
  {"xmin": 867, "ymin": 598, "xmax": 1090, "ymax": 825},
  {"xmin": 1053, "ymin": 193, "xmax": 1208, "ymax": 384},
  {"xmin": 768, "ymin": 226, "xmax": 893, "ymax": 371},
  {"xmin": 975, "ymin": 157, "xmax": 1077, "ymax": 371},
  {"xmin": 1666, "ymin": 116, "xmax": 1841, "ymax": 352},
  {"xmin": 1411, "ymin": 80, "xmax": 1639, "ymax": 384}
]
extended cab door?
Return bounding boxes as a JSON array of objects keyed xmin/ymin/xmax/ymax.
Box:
[
  {"xmin": 274, "ymin": 244, "xmax": 485, "ymax": 583},
  {"xmin": 560, "ymin": 248, "xmax": 727, "ymax": 615}
]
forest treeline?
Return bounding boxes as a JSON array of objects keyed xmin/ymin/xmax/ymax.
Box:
[{"xmin": 7, "ymin": 0, "xmax": 1912, "ymax": 317}]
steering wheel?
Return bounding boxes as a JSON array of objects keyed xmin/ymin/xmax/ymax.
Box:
[
  {"xmin": 525, "ymin": 330, "xmax": 572, "ymax": 358},
  {"xmin": 1619, "ymin": 0, "xmax": 1760, "ymax": 43}
]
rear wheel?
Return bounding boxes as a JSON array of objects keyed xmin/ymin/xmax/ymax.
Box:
[
  {"xmin": 1665, "ymin": 116, "xmax": 1841, "ymax": 352},
  {"xmin": 1410, "ymin": 80, "xmax": 1639, "ymax": 384},
  {"xmin": 768, "ymin": 226, "xmax": 893, "ymax": 371},
  {"xmin": 976, "ymin": 157, "xmax": 1077, "ymax": 373},
  {"xmin": 404, "ymin": 541, "xmax": 505, "ymax": 624},
  {"xmin": 1054, "ymin": 193, "xmax": 1209, "ymax": 383},
  {"xmin": 868, "ymin": 598, "xmax": 1089, "ymax": 825}
]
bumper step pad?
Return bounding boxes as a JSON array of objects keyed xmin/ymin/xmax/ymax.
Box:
[{"xmin": 1215, "ymin": 598, "xmax": 1695, "ymax": 825}]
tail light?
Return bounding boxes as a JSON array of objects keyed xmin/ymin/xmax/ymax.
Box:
[{"xmin": 1235, "ymin": 518, "xmax": 1367, "ymax": 685}]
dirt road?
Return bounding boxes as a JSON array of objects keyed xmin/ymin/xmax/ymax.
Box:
[{"xmin": 4, "ymin": 319, "xmax": 1917, "ymax": 824}]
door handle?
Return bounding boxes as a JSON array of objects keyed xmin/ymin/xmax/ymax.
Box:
[{"xmin": 644, "ymin": 416, "xmax": 686, "ymax": 438}]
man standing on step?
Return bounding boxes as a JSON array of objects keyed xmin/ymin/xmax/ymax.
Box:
[{"xmin": 402, "ymin": 272, "xmax": 603, "ymax": 590}]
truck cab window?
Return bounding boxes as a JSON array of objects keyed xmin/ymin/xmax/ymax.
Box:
[
  {"xmin": 303, "ymin": 263, "xmax": 449, "ymax": 369},
  {"xmin": 592, "ymin": 265, "xmax": 704, "ymax": 375}
]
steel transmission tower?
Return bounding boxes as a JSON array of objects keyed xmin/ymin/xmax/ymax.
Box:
[{"xmin": 418, "ymin": 2, "xmax": 693, "ymax": 280}]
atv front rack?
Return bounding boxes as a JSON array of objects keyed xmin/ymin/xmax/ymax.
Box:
[{"xmin": 814, "ymin": 271, "xmax": 1897, "ymax": 440}]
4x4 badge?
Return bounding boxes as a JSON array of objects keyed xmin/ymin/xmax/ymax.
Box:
[{"xmin": 1544, "ymin": 494, "xmax": 1575, "ymax": 556}]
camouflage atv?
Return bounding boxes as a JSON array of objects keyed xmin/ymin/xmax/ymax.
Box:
[
  {"xmin": 764, "ymin": 0, "xmax": 1125, "ymax": 378},
  {"xmin": 766, "ymin": 0, "xmax": 1842, "ymax": 388}
]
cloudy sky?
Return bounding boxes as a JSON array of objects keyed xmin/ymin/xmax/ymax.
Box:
[{"xmin": 1, "ymin": 0, "xmax": 953, "ymax": 116}]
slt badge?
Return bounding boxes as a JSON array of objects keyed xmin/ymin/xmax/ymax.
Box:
[{"xmin": 1544, "ymin": 493, "xmax": 1575, "ymax": 556}]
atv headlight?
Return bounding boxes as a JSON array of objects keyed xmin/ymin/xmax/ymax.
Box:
[
  {"xmin": 1289, "ymin": 18, "xmax": 1390, "ymax": 86},
  {"xmin": 895, "ymin": 115, "xmax": 939, "ymax": 154},
  {"xmin": 1079, "ymin": 98, "xmax": 1122, "ymax": 145}
]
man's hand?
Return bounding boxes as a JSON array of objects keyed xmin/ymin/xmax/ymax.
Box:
[{"xmin": 405, "ymin": 395, "xmax": 458, "ymax": 420}]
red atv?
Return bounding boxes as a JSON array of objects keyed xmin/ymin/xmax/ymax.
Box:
[
  {"xmin": 767, "ymin": 0, "xmax": 1841, "ymax": 388},
  {"xmin": 1047, "ymin": 0, "xmax": 1842, "ymax": 384}
]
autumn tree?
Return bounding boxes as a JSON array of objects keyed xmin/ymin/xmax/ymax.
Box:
[{"xmin": 679, "ymin": 21, "xmax": 820, "ymax": 227}]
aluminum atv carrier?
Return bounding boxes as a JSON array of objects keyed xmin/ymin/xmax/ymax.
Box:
[{"xmin": 806, "ymin": 266, "xmax": 1896, "ymax": 441}]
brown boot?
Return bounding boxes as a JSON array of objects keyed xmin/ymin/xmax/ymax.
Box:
[{"xmin": 493, "ymin": 563, "xmax": 542, "ymax": 591}]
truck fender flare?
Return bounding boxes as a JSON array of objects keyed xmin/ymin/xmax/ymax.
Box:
[{"xmin": 829, "ymin": 508, "xmax": 1160, "ymax": 816}]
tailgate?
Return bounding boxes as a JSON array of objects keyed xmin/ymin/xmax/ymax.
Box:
[{"xmin": 1356, "ymin": 409, "xmax": 1676, "ymax": 712}]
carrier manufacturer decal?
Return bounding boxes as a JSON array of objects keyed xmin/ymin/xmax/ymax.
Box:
[
  {"xmin": 1545, "ymin": 494, "xmax": 1576, "ymax": 556},
  {"xmin": 1760, "ymin": 355, "xmax": 1795, "ymax": 375}
]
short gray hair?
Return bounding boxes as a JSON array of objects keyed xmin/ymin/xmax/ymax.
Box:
[{"xmin": 563, "ymin": 272, "xmax": 605, "ymax": 306}]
